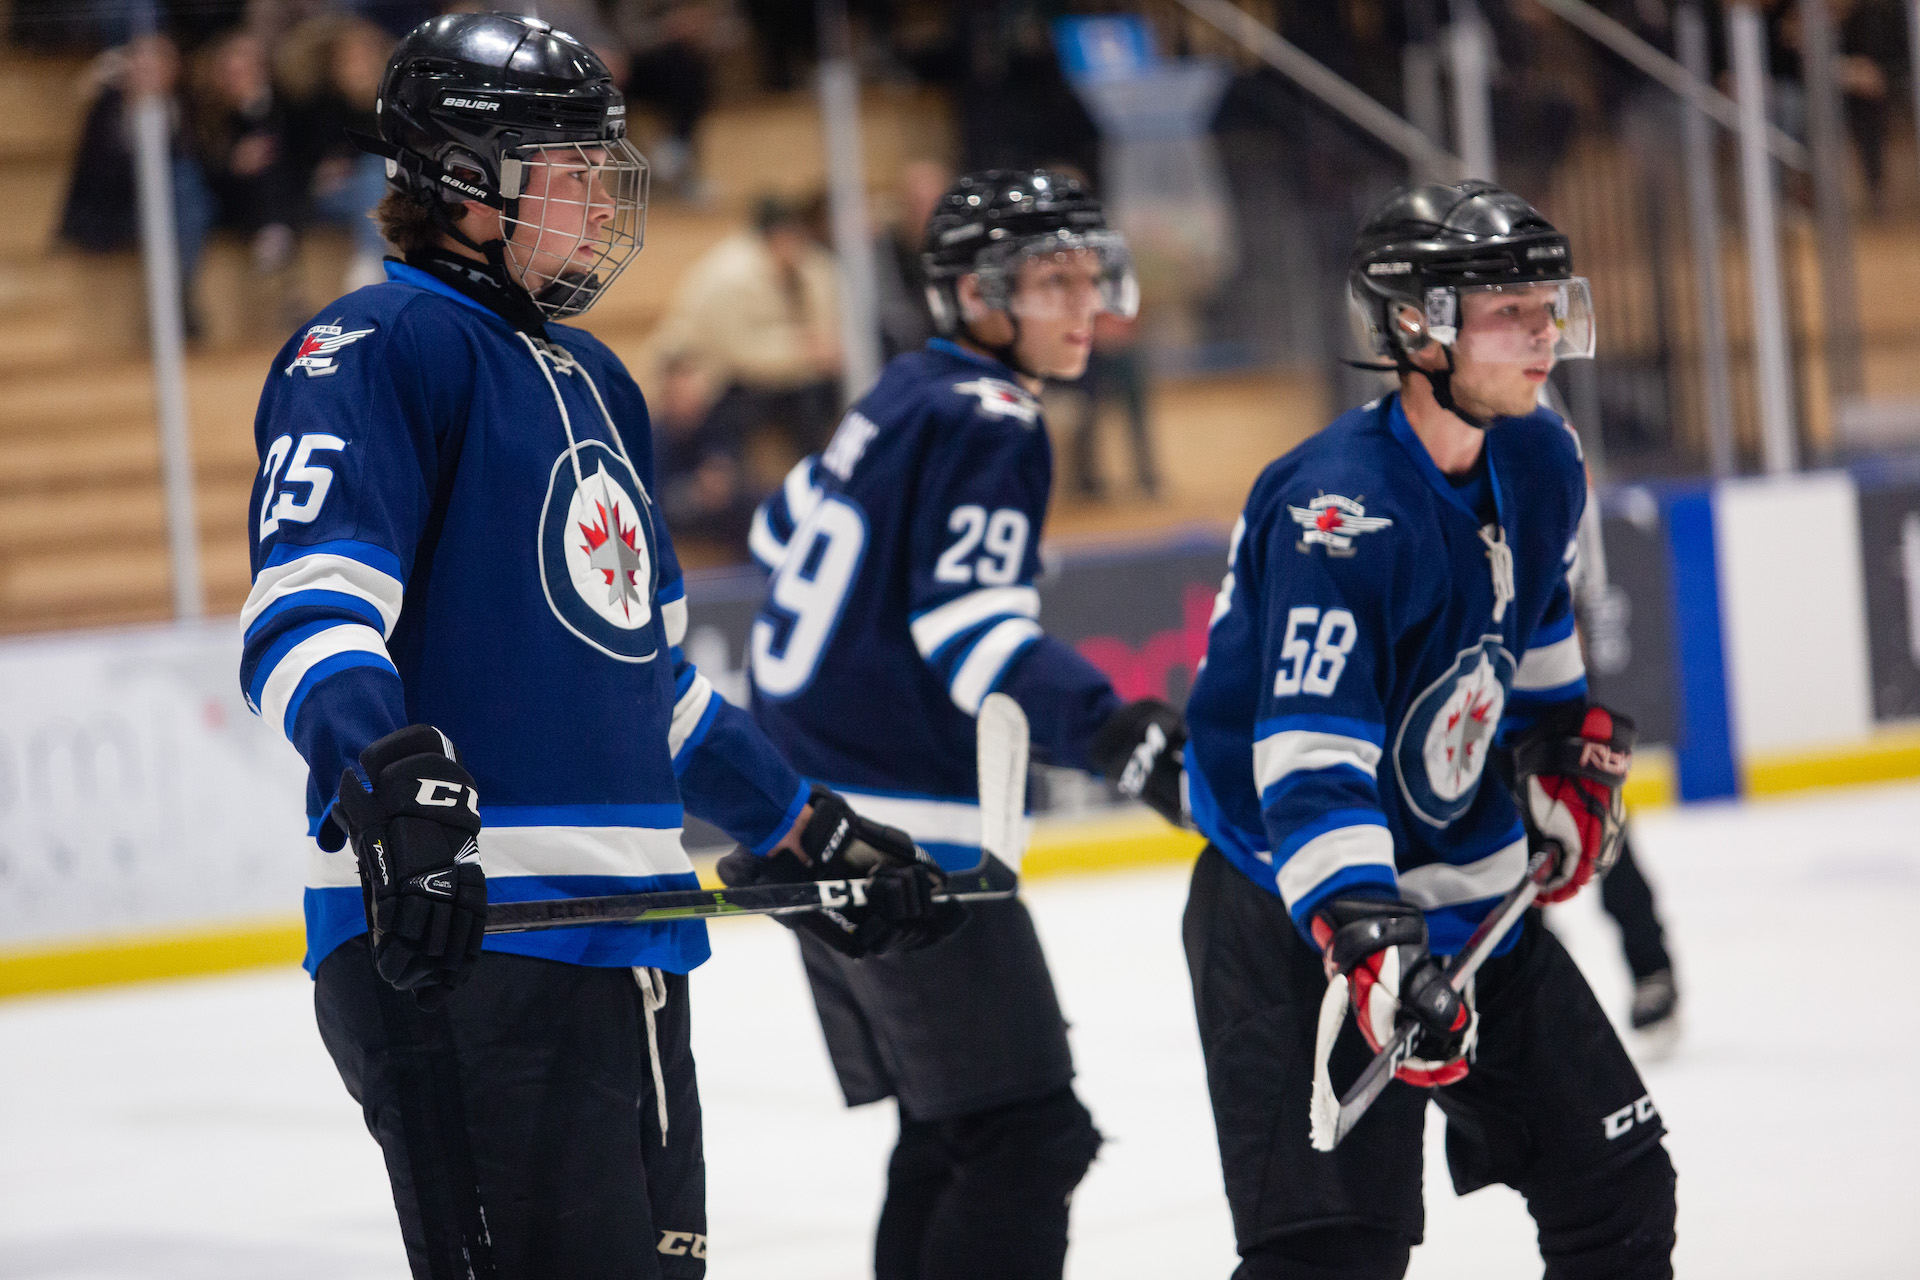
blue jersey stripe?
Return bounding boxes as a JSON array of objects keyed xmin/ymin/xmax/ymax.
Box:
[
  {"xmin": 479, "ymin": 803, "xmax": 687, "ymax": 829},
  {"xmin": 1254, "ymin": 712, "xmax": 1387, "ymax": 747},
  {"xmin": 262, "ymin": 537, "xmax": 405, "ymax": 583}
]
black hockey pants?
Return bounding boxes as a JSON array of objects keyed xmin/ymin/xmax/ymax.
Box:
[
  {"xmin": 874, "ymin": 1087, "xmax": 1103, "ymax": 1280},
  {"xmin": 315, "ymin": 937, "xmax": 706, "ymax": 1280},
  {"xmin": 1184, "ymin": 844, "xmax": 1676, "ymax": 1280}
]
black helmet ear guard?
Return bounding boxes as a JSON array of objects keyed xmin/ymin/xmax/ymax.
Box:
[
  {"xmin": 1347, "ymin": 180, "xmax": 1593, "ymax": 428},
  {"xmin": 356, "ymin": 12, "xmax": 648, "ymax": 320}
]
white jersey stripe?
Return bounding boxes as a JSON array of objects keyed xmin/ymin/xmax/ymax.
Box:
[
  {"xmin": 260, "ymin": 623, "xmax": 394, "ymax": 738},
  {"xmin": 910, "ymin": 586, "xmax": 1042, "ymax": 659},
  {"xmin": 948, "ymin": 618, "xmax": 1043, "ymax": 716},
  {"xmin": 748, "ymin": 503, "xmax": 788, "ymax": 571},
  {"xmin": 834, "ymin": 789, "xmax": 989, "ymax": 850},
  {"xmin": 667, "ymin": 671, "xmax": 715, "ymax": 760},
  {"xmin": 1253, "ymin": 729, "xmax": 1383, "ymax": 793},
  {"xmin": 1276, "ymin": 823, "xmax": 1397, "ymax": 912},
  {"xmin": 782, "ymin": 457, "xmax": 821, "ymax": 526},
  {"xmin": 306, "ymin": 824, "xmax": 695, "ymax": 890},
  {"xmin": 242, "ymin": 552, "xmax": 405, "ymax": 637},
  {"xmin": 661, "ymin": 596, "xmax": 689, "ymax": 649},
  {"xmin": 1399, "ymin": 837, "xmax": 1528, "ymax": 909},
  {"xmin": 1513, "ymin": 632, "xmax": 1586, "ymax": 691}
]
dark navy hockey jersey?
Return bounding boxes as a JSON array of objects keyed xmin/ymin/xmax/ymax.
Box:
[
  {"xmin": 747, "ymin": 340, "xmax": 1120, "ymax": 868},
  {"xmin": 1184, "ymin": 392, "xmax": 1589, "ymax": 954},
  {"xmin": 241, "ymin": 262, "xmax": 807, "ymax": 975}
]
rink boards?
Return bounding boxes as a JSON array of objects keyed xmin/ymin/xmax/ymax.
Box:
[{"xmin": 5, "ymin": 461, "xmax": 1920, "ymax": 995}]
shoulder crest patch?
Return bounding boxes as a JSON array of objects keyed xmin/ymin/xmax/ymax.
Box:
[
  {"xmin": 1288, "ymin": 493, "xmax": 1393, "ymax": 556},
  {"xmin": 953, "ymin": 377, "xmax": 1039, "ymax": 425},
  {"xmin": 286, "ymin": 322, "xmax": 376, "ymax": 377}
]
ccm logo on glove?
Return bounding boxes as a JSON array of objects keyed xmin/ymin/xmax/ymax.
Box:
[{"xmin": 414, "ymin": 779, "xmax": 479, "ymax": 811}]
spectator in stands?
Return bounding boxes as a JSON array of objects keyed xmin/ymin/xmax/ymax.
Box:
[
  {"xmin": 277, "ymin": 13, "xmax": 394, "ymax": 291},
  {"xmin": 651, "ymin": 193, "xmax": 844, "ymax": 457},
  {"xmin": 653, "ymin": 352, "xmax": 760, "ymax": 553},
  {"xmin": 611, "ymin": 1, "xmax": 723, "ymax": 203},
  {"xmin": 57, "ymin": 33, "xmax": 219, "ymax": 334},
  {"xmin": 186, "ymin": 29, "xmax": 303, "ymax": 284},
  {"xmin": 874, "ymin": 158, "xmax": 948, "ymax": 359}
]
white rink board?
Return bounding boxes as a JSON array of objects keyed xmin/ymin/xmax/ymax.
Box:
[
  {"xmin": 0, "ymin": 620, "xmax": 310, "ymax": 947},
  {"xmin": 2, "ymin": 782, "xmax": 1917, "ymax": 1279},
  {"xmin": 1713, "ymin": 472, "xmax": 1875, "ymax": 754}
]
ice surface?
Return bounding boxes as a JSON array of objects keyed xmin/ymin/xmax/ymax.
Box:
[{"xmin": 4, "ymin": 782, "xmax": 1918, "ymax": 1278}]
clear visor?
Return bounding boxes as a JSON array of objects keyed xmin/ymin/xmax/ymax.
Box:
[
  {"xmin": 500, "ymin": 138, "xmax": 649, "ymax": 320},
  {"xmin": 1429, "ymin": 278, "xmax": 1595, "ymax": 364},
  {"xmin": 978, "ymin": 230, "xmax": 1139, "ymax": 323}
]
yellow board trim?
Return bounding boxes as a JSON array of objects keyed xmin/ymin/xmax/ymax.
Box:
[
  {"xmin": 1743, "ymin": 727, "xmax": 1920, "ymax": 798},
  {"xmin": 0, "ymin": 917, "xmax": 305, "ymax": 1001}
]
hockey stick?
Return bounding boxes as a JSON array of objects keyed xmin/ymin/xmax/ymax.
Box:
[
  {"xmin": 486, "ymin": 695, "xmax": 1034, "ymax": 934},
  {"xmin": 975, "ymin": 692, "xmax": 1030, "ymax": 871},
  {"xmin": 1309, "ymin": 849, "xmax": 1555, "ymax": 1151},
  {"xmin": 484, "ymin": 855, "xmax": 1018, "ymax": 932}
]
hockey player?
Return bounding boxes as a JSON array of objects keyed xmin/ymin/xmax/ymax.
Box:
[
  {"xmin": 1181, "ymin": 181, "xmax": 1676, "ymax": 1279},
  {"xmin": 725, "ymin": 170, "xmax": 1187, "ymax": 1280},
  {"xmin": 239, "ymin": 15, "xmax": 953, "ymax": 1278}
]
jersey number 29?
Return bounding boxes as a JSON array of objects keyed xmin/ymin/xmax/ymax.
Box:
[{"xmin": 751, "ymin": 496, "xmax": 868, "ymax": 699}]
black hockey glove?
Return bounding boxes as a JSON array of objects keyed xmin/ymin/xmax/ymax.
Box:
[
  {"xmin": 1088, "ymin": 698, "xmax": 1189, "ymax": 828},
  {"xmin": 334, "ymin": 725, "xmax": 487, "ymax": 1010},
  {"xmin": 715, "ymin": 787, "xmax": 967, "ymax": 959},
  {"xmin": 1311, "ymin": 896, "xmax": 1476, "ymax": 1088},
  {"xmin": 1503, "ymin": 702, "xmax": 1635, "ymax": 905}
]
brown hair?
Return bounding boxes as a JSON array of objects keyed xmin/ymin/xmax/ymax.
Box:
[{"xmin": 375, "ymin": 188, "xmax": 466, "ymax": 256}]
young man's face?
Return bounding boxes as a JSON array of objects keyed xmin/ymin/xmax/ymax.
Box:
[
  {"xmin": 504, "ymin": 146, "xmax": 618, "ymax": 292},
  {"xmin": 1444, "ymin": 284, "xmax": 1563, "ymax": 419},
  {"xmin": 1005, "ymin": 249, "xmax": 1107, "ymax": 382}
]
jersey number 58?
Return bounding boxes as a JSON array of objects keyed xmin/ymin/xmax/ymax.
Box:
[{"xmin": 1274, "ymin": 606, "xmax": 1358, "ymax": 697}]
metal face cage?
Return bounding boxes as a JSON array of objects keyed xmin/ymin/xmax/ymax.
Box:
[{"xmin": 498, "ymin": 138, "xmax": 649, "ymax": 320}]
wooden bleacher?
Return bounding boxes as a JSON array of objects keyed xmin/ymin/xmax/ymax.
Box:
[{"xmin": 0, "ymin": 50, "xmax": 1317, "ymax": 637}]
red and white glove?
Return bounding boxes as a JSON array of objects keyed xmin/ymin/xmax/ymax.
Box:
[
  {"xmin": 1510, "ymin": 703, "xmax": 1636, "ymax": 905},
  {"xmin": 1311, "ymin": 896, "xmax": 1477, "ymax": 1088}
]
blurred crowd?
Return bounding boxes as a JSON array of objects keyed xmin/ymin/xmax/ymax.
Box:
[{"xmin": 15, "ymin": 0, "xmax": 1920, "ymax": 543}]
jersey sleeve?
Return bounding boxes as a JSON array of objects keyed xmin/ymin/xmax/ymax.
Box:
[
  {"xmin": 1245, "ymin": 503, "xmax": 1403, "ymax": 937},
  {"xmin": 747, "ymin": 456, "xmax": 826, "ymax": 573},
  {"xmin": 657, "ymin": 473, "xmax": 809, "ymax": 853},
  {"xmin": 1504, "ymin": 488, "xmax": 1591, "ymax": 735},
  {"xmin": 238, "ymin": 303, "xmax": 459, "ymax": 850},
  {"xmin": 906, "ymin": 407, "xmax": 1119, "ymax": 770}
]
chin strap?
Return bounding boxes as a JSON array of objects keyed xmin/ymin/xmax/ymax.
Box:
[
  {"xmin": 961, "ymin": 313, "xmax": 1044, "ymax": 382},
  {"xmin": 1347, "ymin": 346, "xmax": 1490, "ymax": 430}
]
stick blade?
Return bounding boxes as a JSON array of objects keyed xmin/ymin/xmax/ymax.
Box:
[{"xmin": 976, "ymin": 692, "xmax": 1030, "ymax": 870}]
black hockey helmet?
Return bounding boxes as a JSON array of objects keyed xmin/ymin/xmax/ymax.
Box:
[
  {"xmin": 920, "ymin": 169, "xmax": 1137, "ymax": 338},
  {"xmin": 361, "ymin": 12, "xmax": 647, "ymax": 319},
  {"xmin": 1349, "ymin": 180, "xmax": 1592, "ymax": 385}
]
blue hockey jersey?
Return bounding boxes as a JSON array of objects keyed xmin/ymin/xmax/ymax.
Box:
[
  {"xmin": 1185, "ymin": 392, "xmax": 1589, "ymax": 954},
  {"xmin": 241, "ymin": 262, "xmax": 807, "ymax": 976},
  {"xmin": 746, "ymin": 340, "xmax": 1120, "ymax": 868}
]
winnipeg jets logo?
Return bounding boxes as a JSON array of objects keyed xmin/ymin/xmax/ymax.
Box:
[
  {"xmin": 1289, "ymin": 494, "xmax": 1393, "ymax": 555},
  {"xmin": 539, "ymin": 441, "xmax": 660, "ymax": 662},
  {"xmin": 1422, "ymin": 653, "xmax": 1505, "ymax": 803},
  {"xmin": 285, "ymin": 322, "xmax": 375, "ymax": 377},
  {"xmin": 1395, "ymin": 638, "xmax": 1515, "ymax": 828},
  {"xmin": 571, "ymin": 471, "xmax": 650, "ymax": 621},
  {"xmin": 953, "ymin": 377, "xmax": 1039, "ymax": 424}
]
